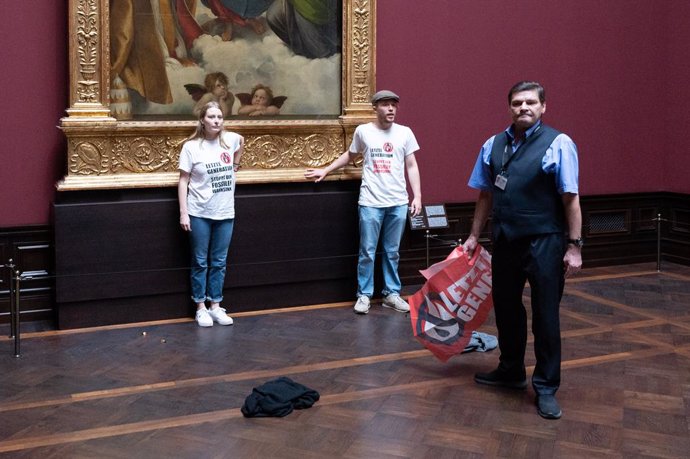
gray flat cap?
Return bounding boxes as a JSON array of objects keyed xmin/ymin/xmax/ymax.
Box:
[{"xmin": 371, "ymin": 90, "xmax": 400, "ymax": 104}]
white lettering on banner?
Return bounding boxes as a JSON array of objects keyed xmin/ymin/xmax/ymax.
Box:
[
  {"xmin": 439, "ymin": 292, "xmax": 459, "ymax": 314},
  {"xmin": 424, "ymin": 294, "xmax": 455, "ymax": 320},
  {"xmin": 432, "ymin": 255, "xmax": 492, "ymax": 323},
  {"xmin": 458, "ymin": 276, "xmax": 471, "ymax": 291},
  {"xmin": 414, "ymin": 247, "xmax": 493, "ymax": 349},
  {"xmin": 424, "ymin": 322, "xmax": 460, "ymax": 343}
]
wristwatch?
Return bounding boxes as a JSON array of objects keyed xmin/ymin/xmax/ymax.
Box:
[{"xmin": 567, "ymin": 237, "xmax": 584, "ymax": 248}]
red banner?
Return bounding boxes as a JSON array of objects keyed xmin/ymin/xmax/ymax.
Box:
[{"xmin": 409, "ymin": 245, "xmax": 493, "ymax": 362}]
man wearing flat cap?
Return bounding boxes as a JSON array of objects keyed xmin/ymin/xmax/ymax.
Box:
[{"xmin": 305, "ymin": 90, "xmax": 422, "ymax": 314}]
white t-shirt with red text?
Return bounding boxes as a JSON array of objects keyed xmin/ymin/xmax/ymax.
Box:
[
  {"xmin": 349, "ymin": 122, "xmax": 420, "ymax": 207},
  {"xmin": 179, "ymin": 131, "xmax": 242, "ymax": 220}
]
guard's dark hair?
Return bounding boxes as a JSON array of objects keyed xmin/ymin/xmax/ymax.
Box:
[{"xmin": 508, "ymin": 81, "xmax": 545, "ymax": 104}]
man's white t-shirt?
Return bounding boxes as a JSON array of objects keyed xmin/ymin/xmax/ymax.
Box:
[
  {"xmin": 179, "ymin": 131, "xmax": 242, "ymax": 220},
  {"xmin": 349, "ymin": 122, "xmax": 420, "ymax": 207}
]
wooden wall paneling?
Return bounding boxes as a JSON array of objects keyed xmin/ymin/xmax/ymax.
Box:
[
  {"xmin": 0, "ymin": 227, "xmax": 53, "ymax": 323},
  {"xmin": 670, "ymin": 209, "xmax": 690, "ymax": 234},
  {"xmin": 54, "ymin": 182, "xmax": 360, "ymax": 329},
  {"xmin": 399, "ymin": 193, "xmax": 682, "ymax": 283},
  {"xmin": 578, "ymin": 194, "xmax": 660, "ymax": 267},
  {"xmin": 663, "ymin": 194, "xmax": 690, "ymax": 265},
  {"xmin": 0, "ymin": 239, "xmax": 8, "ymax": 318},
  {"xmin": 637, "ymin": 206, "xmax": 659, "ymax": 232},
  {"xmin": 0, "ymin": 192, "xmax": 684, "ymax": 329}
]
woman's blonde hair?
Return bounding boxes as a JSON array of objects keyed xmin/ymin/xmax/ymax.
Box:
[{"xmin": 185, "ymin": 101, "xmax": 229, "ymax": 148}]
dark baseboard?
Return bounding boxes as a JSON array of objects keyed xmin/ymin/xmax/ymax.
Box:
[
  {"xmin": 52, "ymin": 181, "xmax": 359, "ymax": 329},
  {"xmin": 1, "ymin": 191, "xmax": 687, "ymax": 329},
  {"xmin": 399, "ymin": 192, "xmax": 689, "ymax": 287},
  {"xmin": 0, "ymin": 225, "xmax": 54, "ymax": 324}
]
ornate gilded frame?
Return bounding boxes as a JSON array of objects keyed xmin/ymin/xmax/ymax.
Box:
[{"xmin": 58, "ymin": 0, "xmax": 377, "ymax": 190}]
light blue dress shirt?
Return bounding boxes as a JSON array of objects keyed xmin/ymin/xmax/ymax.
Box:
[{"xmin": 468, "ymin": 121, "xmax": 579, "ymax": 194}]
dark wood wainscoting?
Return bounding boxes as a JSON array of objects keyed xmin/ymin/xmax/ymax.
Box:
[
  {"xmin": 399, "ymin": 192, "xmax": 690, "ymax": 287},
  {"xmin": 664, "ymin": 193, "xmax": 690, "ymax": 265},
  {"xmin": 1, "ymin": 191, "xmax": 686, "ymax": 329},
  {"xmin": 0, "ymin": 226, "xmax": 53, "ymax": 324},
  {"xmin": 53, "ymin": 182, "xmax": 360, "ymax": 329}
]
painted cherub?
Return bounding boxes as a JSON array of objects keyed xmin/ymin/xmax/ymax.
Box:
[
  {"xmin": 237, "ymin": 84, "xmax": 287, "ymax": 116},
  {"xmin": 185, "ymin": 72, "xmax": 235, "ymax": 117}
]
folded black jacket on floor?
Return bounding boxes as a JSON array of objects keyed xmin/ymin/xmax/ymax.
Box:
[{"xmin": 241, "ymin": 376, "xmax": 320, "ymax": 418}]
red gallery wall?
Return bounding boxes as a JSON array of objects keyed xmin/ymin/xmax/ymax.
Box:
[
  {"xmin": 377, "ymin": 0, "xmax": 690, "ymax": 203},
  {"xmin": 664, "ymin": 0, "xmax": 690, "ymax": 194},
  {"xmin": 0, "ymin": 2, "xmax": 68, "ymax": 228},
  {"xmin": 0, "ymin": 1, "xmax": 688, "ymax": 228}
]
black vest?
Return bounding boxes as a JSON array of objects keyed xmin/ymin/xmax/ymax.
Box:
[{"xmin": 489, "ymin": 124, "xmax": 564, "ymax": 241}]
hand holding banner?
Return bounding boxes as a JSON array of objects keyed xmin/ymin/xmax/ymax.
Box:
[{"xmin": 409, "ymin": 245, "xmax": 493, "ymax": 362}]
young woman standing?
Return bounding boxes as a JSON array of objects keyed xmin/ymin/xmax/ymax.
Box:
[{"xmin": 178, "ymin": 101, "xmax": 244, "ymax": 326}]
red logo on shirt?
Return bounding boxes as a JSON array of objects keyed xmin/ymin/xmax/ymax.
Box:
[
  {"xmin": 383, "ymin": 142, "xmax": 393, "ymax": 152},
  {"xmin": 220, "ymin": 152, "xmax": 232, "ymax": 164}
]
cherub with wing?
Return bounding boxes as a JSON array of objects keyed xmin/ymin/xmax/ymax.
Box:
[
  {"xmin": 237, "ymin": 84, "xmax": 287, "ymax": 116},
  {"xmin": 185, "ymin": 72, "xmax": 235, "ymax": 117}
]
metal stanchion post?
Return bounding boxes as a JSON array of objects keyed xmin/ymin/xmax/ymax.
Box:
[
  {"xmin": 13, "ymin": 269, "xmax": 21, "ymax": 357},
  {"xmin": 656, "ymin": 213, "xmax": 662, "ymax": 272},
  {"xmin": 6, "ymin": 259, "xmax": 16, "ymax": 339},
  {"xmin": 424, "ymin": 230, "xmax": 439, "ymax": 268},
  {"xmin": 425, "ymin": 230, "xmax": 430, "ymax": 267}
]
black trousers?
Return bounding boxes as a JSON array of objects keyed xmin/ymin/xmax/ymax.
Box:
[{"xmin": 491, "ymin": 232, "xmax": 565, "ymax": 395}]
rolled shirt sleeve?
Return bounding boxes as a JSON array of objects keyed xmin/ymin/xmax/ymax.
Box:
[
  {"xmin": 542, "ymin": 133, "xmax": 579, "ymax": 194},
  {"xmin": 467, "ymin": 136, "xmax": 496, "ymax": 191}
]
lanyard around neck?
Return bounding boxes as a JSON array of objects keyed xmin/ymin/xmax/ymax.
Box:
[{"xmin": 501, "ymin": 124, "xmax": 541, "ymax": 173}]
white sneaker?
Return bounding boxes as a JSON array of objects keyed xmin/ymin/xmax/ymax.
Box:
[
  {"xmin": 195, "ymin": 308, "xmax": 213, "ymax": 327},
  {"xmin": 353, "ymin": 296, "xmax": 371, "ymax": 314},
  {"xmin": 382, "ymin": 294, "xmax": 410, "ymax": 313},
  {"xmin": 208, "ymin": 306, "xmax": 233, "ymax": 325}
]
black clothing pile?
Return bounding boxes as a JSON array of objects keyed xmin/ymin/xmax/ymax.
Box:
[{"xmin": 241, "ymin": 376, "xmax": 320, "ymax": 418}]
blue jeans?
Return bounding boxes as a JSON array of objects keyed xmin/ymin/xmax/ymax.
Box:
[
  {"xmin": 357, "ymin": 204, "xmax": 408, "ymax": 298},
  {"xmin": 189, "ymin": 216, "xmax": 234, "ymax": 303}
]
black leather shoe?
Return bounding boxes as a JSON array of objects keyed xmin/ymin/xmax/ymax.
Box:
[
  {"xmin": 536, "ymin": 394, "xmax": 562, "ymax": 419},
  {"xmin": 474, "ymin": 368, "xmax": 528, "ymax": 389}
]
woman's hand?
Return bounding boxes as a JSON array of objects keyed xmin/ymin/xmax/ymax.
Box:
[{"xmin": 180, "ymin": 213, "xmax": 191, "ymax": 232}]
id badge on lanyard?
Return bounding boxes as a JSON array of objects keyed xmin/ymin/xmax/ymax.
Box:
[
  {"xmin": 494, "ymin": 173, "xmax": 508, "ymax": 190},
  {"xmin": 495, "ymin": 143, "xmax": 512, "ymax": 190},
  {"xmin": 494, "ymin": 126, "xmax": 539, "ymax": 191}
]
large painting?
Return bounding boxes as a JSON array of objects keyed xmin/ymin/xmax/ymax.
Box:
[
  {"xmin": 59, "ymin": 0, "xmax": 376, "ymax": 190},
  {"xmin": 110, "ymin": 0, "xmax": 342, "ymax": 119}
]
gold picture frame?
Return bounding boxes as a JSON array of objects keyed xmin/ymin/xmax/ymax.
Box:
[{"xmin": 58, "ymin": 0, "xmax": 377, "ymax": 190}]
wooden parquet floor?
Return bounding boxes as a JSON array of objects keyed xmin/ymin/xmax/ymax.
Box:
[{"xmin": 1, "ymin": 263, "xmax": 689, "ymax": 458}]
